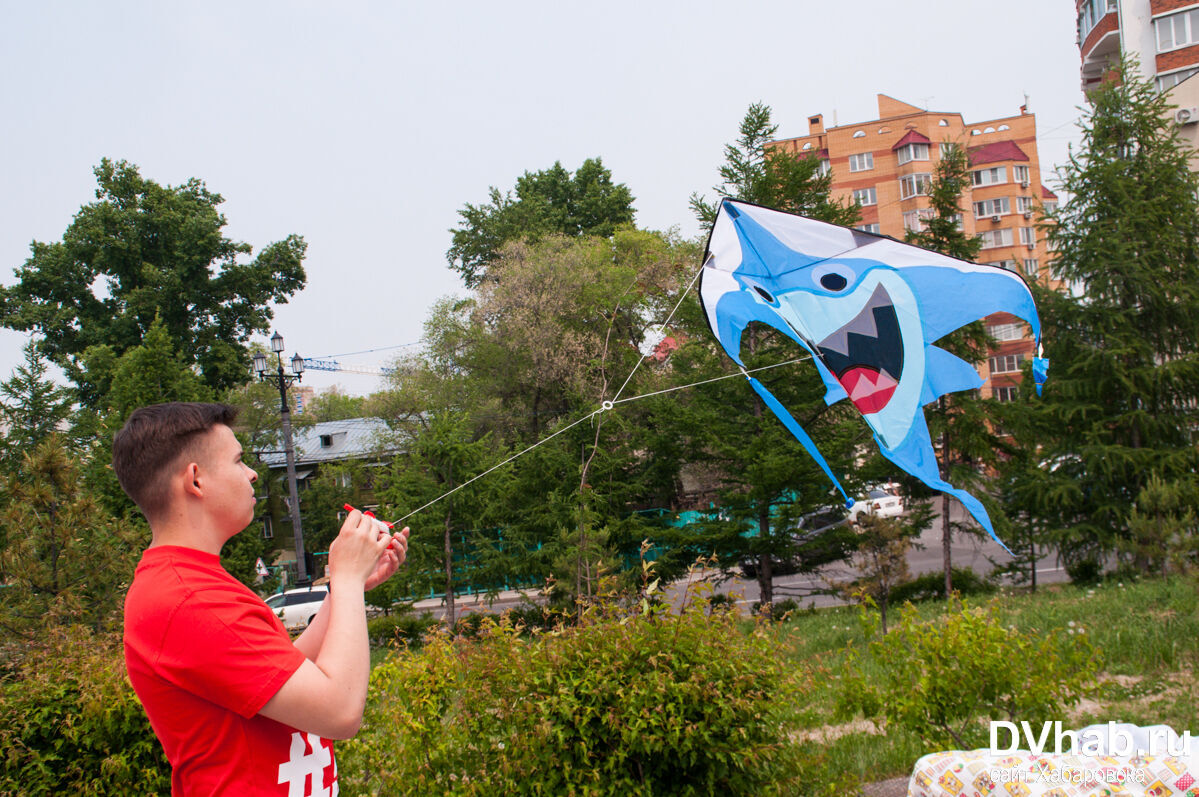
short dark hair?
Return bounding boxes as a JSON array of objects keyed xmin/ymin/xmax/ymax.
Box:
[{"xmin": 112, "ymin": 402, "xmax": 240, "ymax": 520}]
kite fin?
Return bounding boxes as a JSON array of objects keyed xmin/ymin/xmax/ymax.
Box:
[
  {"xmin": 920, "ymin": 345, "xmax": 984, "ymax": 406},
  {"xmin": 877, "ymin": 419, "xmax": 1013, "ymax": 556}
]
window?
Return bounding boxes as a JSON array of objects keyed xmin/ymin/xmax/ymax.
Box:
[
  {"xmin": 320, "ymin": 434, "xmax": 333, "ymax": 448},
  {"xmin": 1159, "ymin": 67, "xmax": 1199, "ymax": 91},
  {"xmin": 1016, "ymin": 196, "xmax": 1035, "ymax": 214},
  {"xmin": 1023, "ymin": 258, "xmax": 1039, "ymax": 277},
  {"xmin": 1019, "ymin": 227, "xmax": 1037, "ymax": 246},
  {"xmin": 848, "ymin": 152, "xmax": 874, "ymax": 172},
  {"xmin": 802, "ymin": 142, "xmax": 813, "ymax": 151},
  {"xmin": 988, "ymin": 353, "xmax": 1026, "ymax": 373},
  {"xmin": 817, "ymin": 159, "xmax": 831, "ymax": 177},
  {"xmin": 337, "ymin": 471, "xmax": 352, "ymax": 489},
  {"xmin": 939, "ymin": 142, "xmax": 958, "ymax": 157},
  {"xmin": 993, "ymin": 386, "xmax": 1019, "ymax": 402},
  {"xmin": 1013, "ymin": 165, "xmax": 1030, "ymax": 184},
  {"xmin": 853, "ymin": 187, "xmax": 877, "ymax": 206},
  {"xmin": 1079, "ymin": 0, "xmax": 1116, "ymax": 40},
  {"xmin": 1156, "ymin": 8, "xmax": 1199, "ymax": 51},
  {"xmin": 972, "ymin": 166, "xmax": 1007, "ymax": 186},
  {"xmin": 987, "ymin": 323, "xmax": 1025, "ymax": 341},
  {"xmin": 855, "ymin": 222, "xmax": 881, "ymax": 234},
  {"xmin": 899, "ymin": 173, "xmax": 932, "ymax": 199},
  {"xmin": 263, "ymin": 516, "xmax": 273, "ymax": 539},
  {"xmin": 902, "ymin": 208, "xmax": 935, "ymax": 232},
  {"xmin": 852, "ymin": 130, "xmax": 866, "ymax": 138},
  {"xmin": 978, "ymin": 228, "xmax": 1013, "ymax": 249},
  {"xmin": 896, "ymin": 142, "xmax": 930, "ymax": 164},
  {"xmin": 973, "ymin": 197, "xmax": 1011, "ymax": 217},
  {"xmin": 1042, "ymin": 200, "xmax": 1058, "ymax": 214},
  {"xmin": 984, "ymin": 259, "xmax": 1019, "ymax": 271}
]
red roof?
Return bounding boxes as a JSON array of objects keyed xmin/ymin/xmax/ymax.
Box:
[
  {"xmin": 968, "ymin": 140, "xmax": 1029, "ymax": 166},
  {"xmin": 1041, "ymin": 185, "xmax": 1058, "ymax": 200},
  {"xmin": 891, "ymin": 130, "xmax": 931, "ymax": 150}
]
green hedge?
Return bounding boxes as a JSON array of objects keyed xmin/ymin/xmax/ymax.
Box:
[
  {"xmin": 0, "ymin": 626, "xmax": 169, "ymax": 796},
  {"xmin": 341, "ymin": 587, "xmax": 810, "ymax": 795}
]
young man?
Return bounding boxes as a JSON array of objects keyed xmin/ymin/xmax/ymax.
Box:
[{"xmin": 116, "ymin": 402, "xmax": 410, "ymax": 796}]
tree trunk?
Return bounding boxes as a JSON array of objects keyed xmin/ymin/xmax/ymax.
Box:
[
  {"xmin": 942, "ymin": 492, "xmax": 952, "ymax": 597},
  {"xmin": 1029, "ymin": 519, "xmax": 1037, "ymax": 593},
  {"xmin": 444, "ymin": 509, "xmax": 455, "ymax": 627},
  {"xmin": 757, "ymin": 508, "xmax": 772, "ymax": 609}
]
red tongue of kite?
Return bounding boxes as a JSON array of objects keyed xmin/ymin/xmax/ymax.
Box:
[{"xmin": 839, "ymin": 367, "xmax": 898, "ymax": 415}]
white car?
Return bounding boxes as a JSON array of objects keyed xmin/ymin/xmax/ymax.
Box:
[
  {"xmin": 264, "ymin": 586, "xmax": 328, "ymax": 630},
  {"xmin": 848, "ymin": 488, "xmax": 904, "ymax": 522}
]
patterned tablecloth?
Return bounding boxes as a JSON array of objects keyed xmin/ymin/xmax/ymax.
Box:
[{"xmin": 908, "ymin": 749, "xmax": 1198, "ymax": 796}]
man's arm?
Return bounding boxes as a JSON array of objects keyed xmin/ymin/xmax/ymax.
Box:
[{"xmin": 258, "ymin": 512, "xmax": 407, "ymax": 739}]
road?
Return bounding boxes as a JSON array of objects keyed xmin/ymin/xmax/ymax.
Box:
[
  {"xmin": 413, "ymin": 499, "xmax": 1070, "ymax": 620},
  {"xmin": 671, "ymin": 497, "xmax": 1069, "ymax": 609}
]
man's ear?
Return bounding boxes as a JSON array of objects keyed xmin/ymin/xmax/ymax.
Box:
[{"xmin": 182, "ymin": 461, "xmax": 203, "ymax": 499}]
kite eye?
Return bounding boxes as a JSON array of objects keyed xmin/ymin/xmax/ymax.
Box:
[
  {"xmin": 752, "ymin": 285, "xmax": 775, "ymax": 303},
  {"xmin": 811, "ymin": 263, "xmax": 854, "ymax": 293}
]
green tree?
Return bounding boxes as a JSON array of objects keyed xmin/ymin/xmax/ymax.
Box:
[
  {"xmin": 684, "ymin": 103, "xmax": 865, "ymax": 606},
  {"xmin": 303, "ymin": 386, "xmax": 366, "ymax": 422},
  {"xmin": 1, "ymin": 159, "xmax": 307, "ymax": 406},
  {"xmin": 0, "ymin": 338, "xmax": 75, "ymax": 471},
  {"xmin": 1032, "ymin": 59, "xmax": 1199, "ymax": 574},
  {"xmin": 904, "ymin": 143, "xmax": 1004, "ymax": 596},
  {"xmin": 689, "ymin": 102, "xmax": 859, "ymax": 226},
  {"xmin": 447, "ymin": 158, "xmax": 636, "ymax": 287},
  {"xmin": 0, "ymin": 436, "xmax": 141, "ymax": 637}
]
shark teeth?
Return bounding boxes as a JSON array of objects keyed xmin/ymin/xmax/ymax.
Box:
[
  {"xmin": 817, "ymin": 284, "xmax": 890, "ymax": 357},
  {"xmin": 814, "ymin": 283, "xmax": 905, "ymax": 387}
]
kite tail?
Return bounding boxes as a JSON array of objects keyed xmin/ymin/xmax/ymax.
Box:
[
  {"xmin": 746, "ymin": 376, "xmax": 854, "ymax": 508},
  {"xmin": 876, "ymin": 425, "xmax": 1014, "ymax": 556}
]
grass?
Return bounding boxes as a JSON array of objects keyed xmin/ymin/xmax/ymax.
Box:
[{"xmin": 765, "ymin": 574, "xmax": 1199, "ymax": 784}]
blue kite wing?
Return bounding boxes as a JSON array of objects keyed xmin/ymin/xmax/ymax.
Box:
[{"xmin": 699, "ymin": 199, "xmax": 1045, "ymax": 553}]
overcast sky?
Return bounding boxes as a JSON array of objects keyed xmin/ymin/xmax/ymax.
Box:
[{"xmin": 1, "ymin": 1, "xmax": 1086, "ymax": 395}]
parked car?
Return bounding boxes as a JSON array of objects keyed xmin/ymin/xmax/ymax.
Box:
[
  {"xmin": 847, "ymin": 487, "xmax": 904, "ymax": 523},
  {"xmin": 738, "ymin": 507, "xmax": 853, "ymax": 579},
  {"xmin": 264, "ymin": 585, "xmax": 329, "ymax": 630}
]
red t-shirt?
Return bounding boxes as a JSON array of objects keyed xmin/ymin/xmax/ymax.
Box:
[{"xmin": 124, "ymin": 545, "xmax": 339, "ymax": 796}]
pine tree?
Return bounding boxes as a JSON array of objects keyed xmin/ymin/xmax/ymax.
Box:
[
  {"xmin": 905, "ymin": 144, "xmax": 1005, "ymax": 595},
  {"xmin": 1033, "ymin": 58, "xmax": 1199, "ymax": 574},
  {"xmin": 0, "ymin": 339, "xmax": 75, "ymax": 472}
]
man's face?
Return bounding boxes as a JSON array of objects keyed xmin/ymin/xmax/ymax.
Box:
[{"xmin": 196, "ymin": 424, "xmax": 258, "ymax": 537}]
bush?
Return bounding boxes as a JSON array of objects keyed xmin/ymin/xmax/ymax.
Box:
[
  {"xmin": 838, "ymin": 598, "xmax": 1099, "ymax": 749},
  {"xmin": 0, "ymin": 626, "xmax": 170, "ymax": 795},
  {"xmin": 750, "ymin": 597, "xmax": 800, "ymax": 622},
  {"xmin": 889, "ymin": 568, "xmax": 996, "ymax": 604},
  {"xmin": 366, "ymin": 611, "xmax": 437, "ymax": 647},
  {"xmin": 340, "ymin": 582, "xmax": 808, "ymax": 795}
]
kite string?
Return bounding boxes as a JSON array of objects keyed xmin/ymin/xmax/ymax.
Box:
[
  {"xmin": 609, "ymin": 262, "xmax": 705, "ymax": 404},
  {"xmin": 390, "ymin": 356, "xmax": 810, "ymax": 524}
]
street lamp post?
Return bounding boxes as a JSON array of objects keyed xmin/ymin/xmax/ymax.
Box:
[{"xmin": 253, "ymin": 332, "xmax": 310, "ymax": 584}]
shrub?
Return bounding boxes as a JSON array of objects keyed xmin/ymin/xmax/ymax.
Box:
[
  {"xmin": 0, "ymin": 626, "xmax": 170, "ymax": 795},
  {"xmin": 340, "ymin": 582, "xmax": 808, "ymax": 795},
  {"xmin": 889, "ymin": 568, "xmax": 995, "ymax": 605},
  {"xmin": 838, "ymin": 598, "xmax": 1099, "ymax": 749},
  {"xmin": 366, "ymin": 611, "xmax": 437, "ymax": 647}
]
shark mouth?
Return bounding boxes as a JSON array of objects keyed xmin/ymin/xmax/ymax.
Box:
[{"xmin": 815, "ymin": 284, "xmax": 904, "ymax": 415}]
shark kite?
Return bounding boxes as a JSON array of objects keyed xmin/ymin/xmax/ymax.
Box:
[{"xmin": 699, "ymin": 199, "xmax": 1048, "ymax": 553}]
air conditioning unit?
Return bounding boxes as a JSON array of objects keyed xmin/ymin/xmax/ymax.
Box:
[
  {"xmin": 1020, "ymin": 180, "xmax": 1030, "ymax": 189},
  {"xmin": 1023, "ymin": 210, "xmax": 1033, "ymax": 219},
  {"xmin": 990, "ymin": 214, "xmax": 1001, "ymax": 222},
  {"xmin": 1176, "ymin": 106, "xmax": 1199, "ymax": 125},
  {"xmin": 1026, "ymin": 243, "xmax": 1036, "ymax": 250}
]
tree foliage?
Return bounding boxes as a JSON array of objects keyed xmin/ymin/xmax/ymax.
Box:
[
  {"xmin": 0, "ymin": 339, "xmax": 75, "ymax": 472},
  {"xmin": 1030, "ymin": 59, "xmax": 1199, "ymax": 571},
  {"xmin": 0, "ymin": 159, "xmax": 307, "ymax": 406},
  {"xmin": 690, "ymin": 102, "xmax": 859, "ymax": 227},
  {"xmin": 447, "ymin": 158, "xmax": 636, "ymax": 287}
]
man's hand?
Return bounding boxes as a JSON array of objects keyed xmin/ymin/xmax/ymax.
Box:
[
  {"xmin": 365, "ymin": 527, "xmax": 410, "ymax": 591},
  {"xmin": 328, "ymin": 510, "xmax": 395, "ymax": 589}
]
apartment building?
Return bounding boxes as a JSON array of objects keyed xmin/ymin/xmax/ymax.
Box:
[
  {"xmin": 767, "ymin": 94, "xmax": 1058, "ymax": 402},
  {"xmin": 1078, "ymin": 0, "xmax": 1199, "ymax": 91}
]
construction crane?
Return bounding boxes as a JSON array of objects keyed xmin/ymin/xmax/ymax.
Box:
[{"xmin": 302, "ymin": 358, "xmax": 395, "ymax": 376}]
